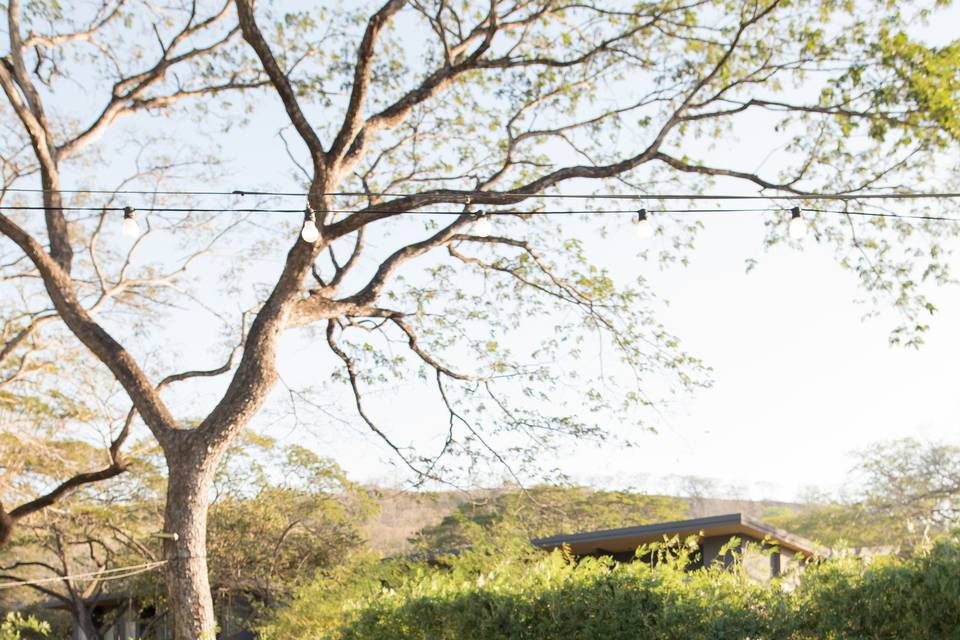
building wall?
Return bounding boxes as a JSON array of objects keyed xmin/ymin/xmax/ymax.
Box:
[
  {"xmin": 701, "ymin": 534, "xmax": 801, "ymax": 582},
  {"xmin": 702, "ymin": 534, "xmax": 740, "ymax": 568}
]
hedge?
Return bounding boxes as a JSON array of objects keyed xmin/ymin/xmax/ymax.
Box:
[{"xmin": 261, "ymin": 536, "xmax": 960, "ymax": 639}]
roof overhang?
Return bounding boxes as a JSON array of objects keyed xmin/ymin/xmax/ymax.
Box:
[{"xmin": 532, "ymin": 513, "xmax": 821, "ymax": 558}]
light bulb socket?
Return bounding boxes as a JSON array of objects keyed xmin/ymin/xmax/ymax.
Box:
[
  {"xmin": 790, "ymin": 206, "xmax": 801, "ymax": 219},
  {"xmin": 637, "ymin": 208, "xmax": 648, "ymax": 222},
  {"xmin": 123, "ymin": 206, "xmax": 135, "ymax": 221},
  {"xmin": 304, "ymin": 207, "xmax": 317, "ymax": 223}
]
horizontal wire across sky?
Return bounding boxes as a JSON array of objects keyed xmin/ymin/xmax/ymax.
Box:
[
  {"xmin": 2, "ymin": 187, "xmax": 960, "ymax": 222},
  {"xmin": 5, "ymin": 187, "xmax": 960, "ymax": 200}
]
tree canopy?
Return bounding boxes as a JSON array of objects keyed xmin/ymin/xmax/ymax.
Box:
[{"xmin": 2, "ymin": 0, "xmax": 959, "ymax": 636}]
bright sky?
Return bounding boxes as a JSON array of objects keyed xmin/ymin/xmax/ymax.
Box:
[
  {"xmin": 276, "ymin": 4, "xmax": 960, "ymax": 501},
  {"xmin": 8, "ymin": 1, "xmax": 960, "ymax": 504},
  {"xmin": 562, "ymin": 212, "xmax": 960, "ymax": 500},
  {"xmin": 282, "ymin": 201, "xmax": 960, "ymax": 502}
]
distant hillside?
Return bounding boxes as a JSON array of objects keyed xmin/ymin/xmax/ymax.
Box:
[
  {"xmin": 686, "ymin": 496, "xmax": 803, "ymax": 519},
  {"xmin": 362, "ymin": 487, "xmax": 505, "ymax": 554},
  {"xmin": 362, "ymin": 486, "xmax": 804, "ymax": 555}
]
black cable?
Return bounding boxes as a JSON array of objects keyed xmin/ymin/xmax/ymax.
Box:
[
  {"xmin": 0, "ymin": 205, "xmax": 303, "ymax": 213},
  {"xmin": 646, "ymin": 207, "xmax": 783, "ymax": 213},
  {"xmin": 1, "ymin": 204, "xmax": 959, "ymax": 222},
  {"xmin": 6, "ymin": 186, "xmax": 960, "ymax": 201},
  {"xmin": 0, "ymin": 205, "xmax": 760, "ymax": 215},
  {"xmin": 811, "ymin": 208, "xmax": 960, "ymax": 222}
]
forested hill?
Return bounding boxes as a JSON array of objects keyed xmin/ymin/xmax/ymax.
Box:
[{"xmin": 363, "ymin": 486, "xmax": 805, "ymax": 555}]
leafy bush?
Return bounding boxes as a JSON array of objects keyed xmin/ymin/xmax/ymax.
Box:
[
  {"xmin": 0, "ymin": 614, "xmax": 49, "ymax": 640},
  {"xmin": 792, "ymin": 540, "xmax": 960, "ymax": 638},
  {"xmin": 261, "ymin": 536, "xmax": 960, "ymax": 640}
]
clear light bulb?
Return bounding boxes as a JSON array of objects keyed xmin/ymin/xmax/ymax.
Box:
[
  {"xmin": 301, "ymin": 218, "xmax": 320, "ymax": 243},
  {"xmin": 788, "ymin": 210, "xmax": 806, "ymax": 240},
  {"xmin": 473, "ymin": 215, "xmax": 492, "ymax": 236},
  {"xmin": 121, "ymin": 209, "xmax": 139, "ymax": 239},
  {"xmin": 635, "ymin": 216, "xmax": 653, "ymax": 240}
]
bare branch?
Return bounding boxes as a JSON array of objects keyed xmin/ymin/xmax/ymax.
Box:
[
  {"xmin": 338, "ymin": 212, "xmax": 473, "ymax": 307},
  {"xmin": 324, "ymin": 320, "xmax": 433, "ymax": 479},
  {"xmin": 58, "ymin": 3, "xmax": 243, "ymax": 159},
  {"xmin": 390, "ymin": 316, "xmax": 481, "ymax": 381},
  {"xmin": 328, "ymin": 0, "xmax": 407, "ymax": 162},
  {"xmin": 235, "ymin": 0, "xmax": 326, "ymax": 161},
  {"xmin": 22, "ymin": 1, "xmax": 127, "ymax": 49}
]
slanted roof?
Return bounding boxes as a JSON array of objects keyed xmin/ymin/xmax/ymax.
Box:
[{"xmin": 532, "ymin": 513, "xmax": 820, "ymax": 557}]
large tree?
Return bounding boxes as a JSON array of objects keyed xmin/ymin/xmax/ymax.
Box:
[
  {"xmin": 856, "ymin": 438, "xmax": 960, "ymax": 541},
  {"xmin": 764, "ymin": 439, "xmax": 960, "ymax": 548},
  {"xmin": 1, "ymin": 434, "xmax": 373, "ymax": 638},
  {"xmin": 1, "ymin": 0, "xmax": 958, "ymax": 637}
]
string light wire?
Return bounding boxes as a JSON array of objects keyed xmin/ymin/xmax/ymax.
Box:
[
  {"xmin": 0, "ymin": 204, "xmax": 958, "ymax": 223},
  {"xmin": 5, "ymin": 187, "xmax": 960, "ymax": 201},
  {"xmin": 0, "ymin": 560, "xmax": 168, "ymax": 591}
]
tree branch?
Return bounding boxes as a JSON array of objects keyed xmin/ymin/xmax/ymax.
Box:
[
  {"xmin": 328, "ymin": 0, "xmax": 407, "ymax": 162},
  {"xmin": 234, "ymin": 0, "xmax": 326, "ymax": 162},
  {"xmin": 0, "ymin": 214, "xmax": 178, "ymax": 440}
]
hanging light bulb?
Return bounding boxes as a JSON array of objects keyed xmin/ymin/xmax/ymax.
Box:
[
  {"xmin": 635, "ymin": 208, "xmax": 653, "ymax": 240},
  {"xmin": 473, "ymin": 212, "xmax": 492, "ymax": 236},
  {"xmin": 301, "ymin": 207, "xmax": 320, "ymax": 243},
  {"xmin": 788, "ymin": 206, "xmax": 806, "ymax": 240},
  {"xmin": 121, "ymin": 207, "xmax": 140, "ymax": 239}
]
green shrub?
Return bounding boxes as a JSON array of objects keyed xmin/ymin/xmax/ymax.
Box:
[
  {"xmin": 0, "ymin": 614, "xmax": 50, "ymax": 640},
  {"xmin": 261, "ymin": 537, "xmax": 960, "ymax": 640},
  {"xmin": 791, "ymin": 540, "xmax": 960, "ymax": 639}
]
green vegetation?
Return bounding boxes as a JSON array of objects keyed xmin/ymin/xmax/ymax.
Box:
[
  {"xmin": 413, "ymin": 486, "xmax": 690, "ymax": 551},
  {"xmin": 7, "ymin": 439, "xmax": 960, "ymax": 636},
  {"xmin": 262, "ymin": 536, "xmax": 960, "ymax": 640},
  {"xmin": 0, "ymin": 614, "xmax": 49, "ymax": 640},
  {"xmin": 1, "ymin": 433, "xmax": 374, "ymax": 633},
  {"xmin": 765, "ymin": 439, "xmax": 960, "ymax": 549},
  {"xmin": 206, "ymin": 438, "xmax": 377, "ymax": 613},
  {"xmin": 764, "ymin": 502, "xmax": 887, "ymax": 548}
]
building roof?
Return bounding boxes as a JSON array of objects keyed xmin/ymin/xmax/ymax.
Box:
[
  {"xmin": 37, "ymin": 592, "xmax": 132, "ymax": 611},
  {"xmin": 532, "ymin": 512, "xmax": 821, "ymax": 557}
]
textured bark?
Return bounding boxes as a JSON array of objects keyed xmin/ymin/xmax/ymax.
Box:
[
  {"xmin": 0, "ymin": 504, "xmax": 12, "ymax": 546},
  {"xmin": 72, "ymin": 603, "xmax": 100, "ymax": 640},
  {"xmin": 162, "ymin": 434, "xmax": 222, "ymax": 640}
]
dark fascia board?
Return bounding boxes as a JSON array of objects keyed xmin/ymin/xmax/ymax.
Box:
[
  {"xmin": 35, "ymin": 592, "xmax": 131, "ymax": 611},
  {"xmin": 532, "ymin": 513, "xmax": 821, "ymax": 557}
]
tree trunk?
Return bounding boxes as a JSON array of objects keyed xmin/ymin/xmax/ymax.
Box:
[
  {"xmin": 0, "ymin": 504, "xmax": 12, "ymax": 546},
  {"xmin": 162, "ymin": 440, "xmax": 221, "ymax": 640},
  {"xmin": 72, "ymin": 603, "xmax": 100, "ymax": 640}
]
